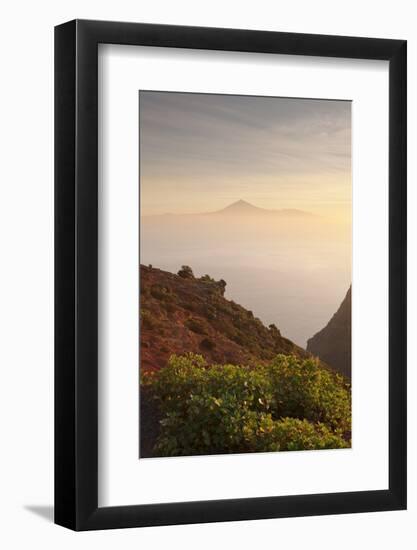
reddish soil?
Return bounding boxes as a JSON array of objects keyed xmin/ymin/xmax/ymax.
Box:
[{"xmin": 140, "ymin": 264, "xmax": 308, "ymax": 372}]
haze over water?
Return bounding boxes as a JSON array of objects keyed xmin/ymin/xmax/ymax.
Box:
[{"xmin": 140, "ymin": 92, "xmax": 351, "ymax": 347}]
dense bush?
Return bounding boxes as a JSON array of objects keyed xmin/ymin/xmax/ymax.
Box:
[
  {"xmin": 184, "ymin": 318, "xmax": 206, "ymax": 334},
  {"xmin": 150, "ymin": 284, "xmax": 175, "ymax": 302},
  {"xmin": 200, "ymin": 338, "xmax": 216, "ymax": 351},
  {"xmin": 140, "ymin": 309, "xmax": 159, "ymax": 330},
  {"xmin": 200, "ymin": 274, "xmax": 216, "ymax": 283},
  {"xmin": 177, "ymin": 265, "xmax": 194, "ymax": 279},
  {"xmin": 243, "ymin": 416, "xmax": 348, "ymax": 452},
  {"xmin": 141, "ymin": 353, "xmax": 351, "ymax": 457}
]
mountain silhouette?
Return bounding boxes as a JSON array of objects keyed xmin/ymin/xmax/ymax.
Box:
[
  {"xmin": 142, "ymin": 200, "xmax": 313, "ymax": 218},
  {"xmin": 210, "ymin": 200, "xmax": 312, "ymax": 217},
  {"xmin": 307, "ymin": 287, "xmax": 351, "ymax": 378},
  {"xmin": 217, "ymin": 199, "xmax": 265, "ymax": 214}
]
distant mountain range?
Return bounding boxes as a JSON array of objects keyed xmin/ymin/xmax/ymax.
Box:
[
  {"xmin": 212, "ymin": 199, "xmax": 313, "ymax": 217},
  {"xmin": 143, "ymin": 199, "xmax": 313, "ymax": 219},
  {"xmin": 307, "ymin": 287, "xmax": 352, "ymax": 379},
  {"xmin": 140, "ymin": 202, "xmax": 350, "ymax": 349}
]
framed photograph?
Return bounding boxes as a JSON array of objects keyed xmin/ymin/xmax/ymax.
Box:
[{"xmin": 55, "ymin": 20, "xmax": 406, "ymax": 530}]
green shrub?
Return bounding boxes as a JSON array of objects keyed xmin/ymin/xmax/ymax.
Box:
[
  {"xmin": 182, "ymin": 302, "xmax": 196, "ymax": 312},
  {"xmin": 200, "ymin": 338, "xmax": 215, "ymax": 351},
  {"xmin": 140, "ymin": 309, "xmax": 158, "ymax": 330},
  {"xmin": 269, "ymin": 323, "xmax": 281, "ymax": 337},
  {"xmin": 141, "ymin": 353, "xmax": 351, "ymax": 457},
  {"xmin": 204, "ymin": 305, "xmax": 217, "ymax": 320},
  {"xmin": 178, "ymin": 265, "xmax": 194, "ymax": 279},
  {"xmin": 164, "ymin": 302, "xmax": 176, "ymax": 314},
  {"xmin": 245, "ymin": 417, "xmax": 348, "ymax": 452},
  {"xmin": 184, "ymin": 318, "xmax": 206, "ymax": 335},
  {"xmin": 217, "ymin": 279, "xmax": 227, "ymax": 296},
  {"xmin": 150, "ymin": 284, "xmax": 175, "ymax": 302},
  {"xmin": 266, "ymin": 354, "xmax": 351, "ymax": 433},
  {"xmin": 231, "ymin": 332, "xmax": 246, "ymax": 346},
  {"xmin": 200, "ymin": 274, "xmax": 216, "ymax": 283}
]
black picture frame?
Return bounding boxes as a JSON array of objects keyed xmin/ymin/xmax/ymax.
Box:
[{"xmin": 55, "ymin": 19, "xmax": 407, "ymax": 531}]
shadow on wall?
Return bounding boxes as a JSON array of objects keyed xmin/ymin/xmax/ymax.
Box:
[{"xmin": 24, "ymin": 505, "xmax": 54, "ymax": 523}]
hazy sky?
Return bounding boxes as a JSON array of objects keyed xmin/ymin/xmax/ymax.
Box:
[{"xmin": 140, "ymin": 91, "xmax": 351, "ymax": 219}]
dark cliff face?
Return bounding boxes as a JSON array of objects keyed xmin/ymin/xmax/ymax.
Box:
[
  {"xmin": 140, "ymin": 264, "xmax": 308, "ymax": 371},
  {"xmin": 307, "ymin": 287, "xmax": 352, "ymax": 379}
]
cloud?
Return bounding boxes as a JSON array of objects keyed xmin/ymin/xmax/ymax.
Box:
[{"xmin": 140, "ymin": 91, "xmax": 351, "ymax": 215}]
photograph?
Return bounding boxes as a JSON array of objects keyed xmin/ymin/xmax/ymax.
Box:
[{"xmin": 139, "ymin": 91, "xmax": 352, "ymax": 458}]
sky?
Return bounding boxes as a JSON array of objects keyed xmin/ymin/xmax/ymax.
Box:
[{"xmin": 140, "ymin": 91, "xmax": 351, "ymax": 220}]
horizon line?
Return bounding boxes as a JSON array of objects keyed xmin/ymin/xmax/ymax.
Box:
[{"xmin": 141, "ymin": 199, "xmax": 315, "ymax": 217}]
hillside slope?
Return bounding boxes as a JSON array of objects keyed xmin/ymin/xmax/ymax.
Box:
[
  {"xmin": 140, "ymin": 264, "xmax": 308, "ymax": 371},
  {"xmin": 307, "ymin": 286, "xmax": 352, "ymax": 378}
]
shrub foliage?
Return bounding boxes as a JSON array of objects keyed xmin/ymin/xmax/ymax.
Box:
[{"xmin": 141, "ymin": 353, "xmax": 351, "ymax": 456}]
